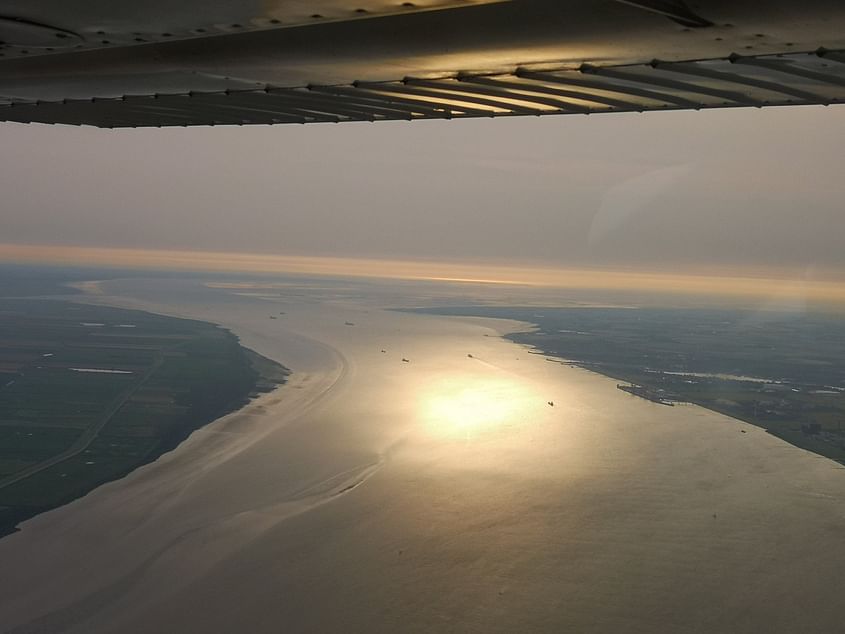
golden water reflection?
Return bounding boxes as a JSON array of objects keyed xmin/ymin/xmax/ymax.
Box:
[{"xmin": 419, "ymin": 374, "xmax": 539, "ymax": 440}]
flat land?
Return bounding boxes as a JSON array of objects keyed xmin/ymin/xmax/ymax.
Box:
[
  {"xmin": 415, "ymin": 306, "xmax": 845, "ymax": 463},
  {"xmin": 0, "ymin": 299, "xmax": 288, "ymax": 537}
]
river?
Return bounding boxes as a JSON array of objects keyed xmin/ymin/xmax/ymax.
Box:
[{"xmin": 1, "ymin": 276, "xmax": 844, "ymax": 633}]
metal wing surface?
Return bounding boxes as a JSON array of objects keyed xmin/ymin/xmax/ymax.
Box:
[{"xmin": 1, "ymin": 0, "xmax": 844, "ymax": 127}]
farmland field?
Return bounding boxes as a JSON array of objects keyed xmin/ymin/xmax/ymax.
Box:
[{"xmin": 0, "ymin": 298, "xmax": 288, "ymax": 537}]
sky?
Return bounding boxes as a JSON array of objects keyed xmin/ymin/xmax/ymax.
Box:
[{"xmin": 1, "ymin": 104, "xmax": 844, "ymax": 284}]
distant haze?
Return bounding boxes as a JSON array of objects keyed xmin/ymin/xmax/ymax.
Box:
[{"xmin": 1, "ymin": 105, "xmax": 844, "ymax": 278}]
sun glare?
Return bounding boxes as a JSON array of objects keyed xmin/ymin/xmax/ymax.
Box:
[{"xmin": 420, "ymin": 375, "xmax": 536, "ymax": 440}]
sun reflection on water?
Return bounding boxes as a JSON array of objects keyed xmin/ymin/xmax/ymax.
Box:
[{"xmin": 420, "ymin": 374, "xmax": 537, "ymax": 440}]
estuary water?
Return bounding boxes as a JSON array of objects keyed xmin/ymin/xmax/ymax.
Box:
[{"xmin": 1, "ymin": 276, "xmax": 845, "ymax": 633}]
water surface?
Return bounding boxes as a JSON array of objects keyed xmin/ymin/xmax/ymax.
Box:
[{"xmin": 1, "ymin": 277, "xmax": 844, "ymax": 633}]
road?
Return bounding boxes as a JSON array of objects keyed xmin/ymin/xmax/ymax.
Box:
[{"xmin": 0, "ymin": 354, "xmax": 164, "ymax": 490}]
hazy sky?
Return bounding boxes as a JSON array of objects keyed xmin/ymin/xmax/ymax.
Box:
[{"xmin": 1, "ymin": 105, "xmax": 844, "ymax": 277}]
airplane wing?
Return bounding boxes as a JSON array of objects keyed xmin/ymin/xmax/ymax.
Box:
[{"xmin": 1, "ymin": 0, "xmax": 844, "ymax": 127}]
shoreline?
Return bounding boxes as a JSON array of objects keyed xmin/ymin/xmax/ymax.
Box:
[
  {"xmin": 408, "ymin": 308, "xmax": 845, "ymax": 466},
  {"xmin": 0, "ymin": 294, "xmax": 292, "ymax": 539},
  {"xmin": 5, "ymin": 279, "xmax": 845, "ymax": 633},
  {"xmin": 0, "ymin": 283, "xmax": 349, "ymax": 631},
  {"xmin": 539, "ymin": 353, "xmax": 845, "ymax": 466}
]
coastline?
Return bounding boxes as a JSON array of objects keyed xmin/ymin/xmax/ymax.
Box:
[
  {"xmin": 0, "ymin": 281, "xmax": 349, "ymax": 631},
  {"xmin": 4, "ymin": 279, "xmax": 845, "ymax": 633},
  {"xmin": 408, "ymin": 307, "xmax": 845, "ymax": 466},
  {"xmin": 523, "ymin": 345, "xmax": 845, "ymax": 466},
  {"xmin": 0, "ymin": 296, "xmax": 290, "ymax": 539}
]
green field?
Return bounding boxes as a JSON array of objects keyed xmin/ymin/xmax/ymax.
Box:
[
  {"xmin": 415, "ymin": 306, "xmax": 845, "ymax": 464},
  {"xmin": 0, "ymin": 299, "xmax": 288, "ymax": 537}
]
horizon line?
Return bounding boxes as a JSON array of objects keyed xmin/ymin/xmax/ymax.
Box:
[{"xmin": 2, "ymin": 242, "xmax": 844, "ymax": 306}]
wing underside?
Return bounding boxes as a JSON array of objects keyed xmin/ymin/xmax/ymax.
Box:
[
  {"xmin": 1, "ymin": 1, "xmax": 844, "ymax": 127},
  {"xmin": 3, "ymin": 51, "xmax": 844, "ymax": 128}
]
